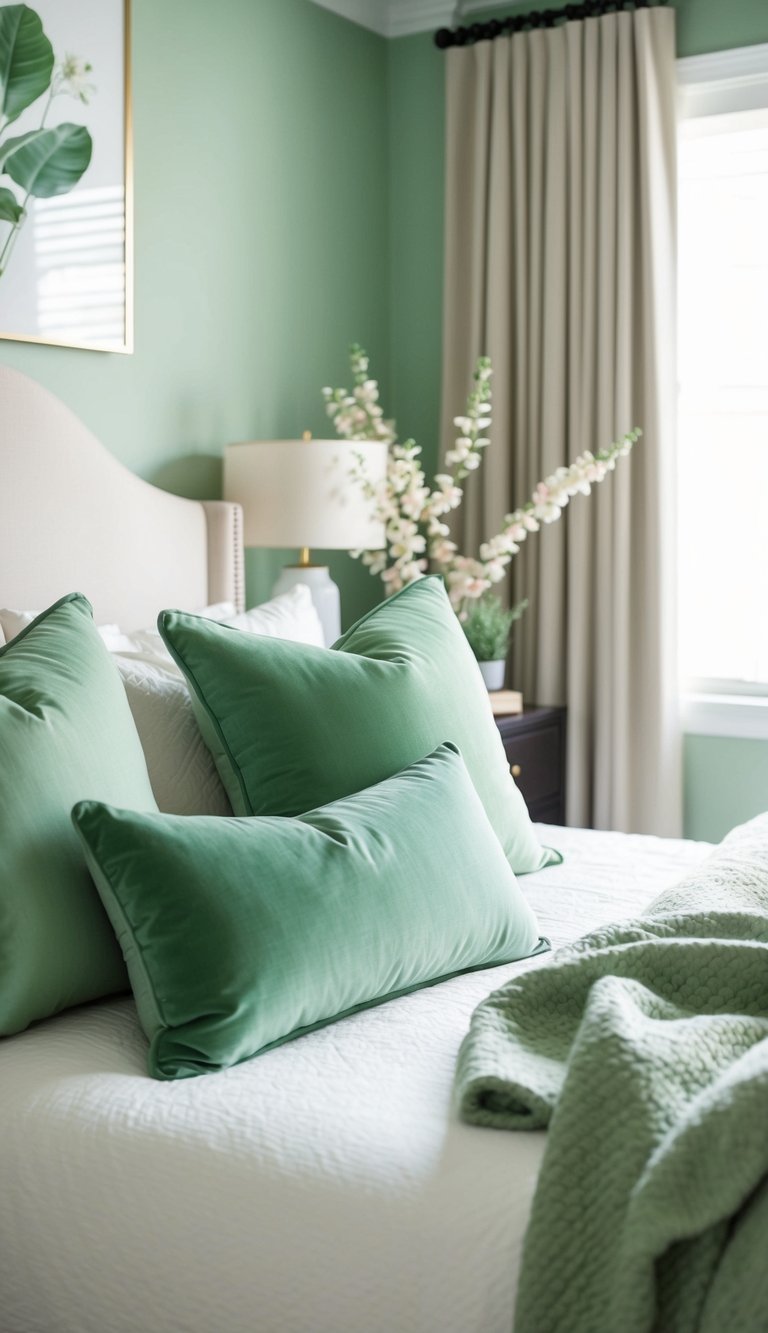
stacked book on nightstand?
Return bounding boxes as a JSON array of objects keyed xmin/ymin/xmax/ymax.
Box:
[{"xmin": 488, "ymin": 690, "xmax": 523, "ymax": 716}]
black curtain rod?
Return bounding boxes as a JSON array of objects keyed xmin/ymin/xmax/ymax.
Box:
[{"xmin": 434, "ymin": 0, "xmax": 668, "ymax": 49}]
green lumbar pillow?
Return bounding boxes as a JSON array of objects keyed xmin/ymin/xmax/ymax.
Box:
[
  {"xmin": 0, "ymin": 594, "xmax": 158, "ymax": 1034},
  {"xmin": 73, "ymin": 742, "xmax": 547, "ymax": 1080},
  {"xmin": 159, "ymin": 576, "xmax": 559, "ymax": 874}
]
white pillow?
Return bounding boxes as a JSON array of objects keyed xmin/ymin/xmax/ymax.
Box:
[
  {"xmin": 0, "ymin": 585, "xmax": 325, "ymax": 813},
  {"xmin": 96, "ymin": 584, "xmax": 325, "ymax": 671},
  {"xmin": 114, "ymin": 655, "xmax": 232, "ymax": 816},
  {"xmin": 223, "ymin": 585, "xmax": 326, "ymax": 643},
  {"xmin": 0, "ymin": 584, "xmax": 324, "ymax": 654},
  {"xmin": 0, "ymin": 609, "xmax": 131, "ymax": 647}
]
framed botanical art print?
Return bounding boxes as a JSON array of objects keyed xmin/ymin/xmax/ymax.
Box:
[{"xmin": 0, "ymin": 0, "xmax": 132, "ymax": 353}]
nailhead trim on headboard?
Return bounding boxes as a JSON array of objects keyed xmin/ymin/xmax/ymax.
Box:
[
  {"xmin": 201, "ymin": 501, "xmax": 245, "ymax": 613},
  {"xmin": 232, "ymin": 503, "xmax": 245, "ymax": 613}
]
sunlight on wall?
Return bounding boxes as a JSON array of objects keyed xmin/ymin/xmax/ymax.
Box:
[{"xmin": 33, "ymin": 186, "xmax": 126, "ymax": 346}]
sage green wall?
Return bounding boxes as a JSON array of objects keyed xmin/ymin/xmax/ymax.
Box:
[
  {"xmin": 0, "ymin": 0, "xmax": 389, "ymax": 627},
  {"xmin": 675, "ymin": 0, "xmax": 768, "ymax": 55},
  {"xmin": 386, "ymin": 0, "xmax": 768, "ymax": 843},
  {"xmin": 387, "ymin": 34, "xmax": 444, "ymax": 468},
  {"xmin": 684, "ymin": 736, "xmax": 768, "ymax": 843}
]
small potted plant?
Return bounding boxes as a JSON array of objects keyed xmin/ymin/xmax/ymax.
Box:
[{"xmin": 461, "ymin": 595, "xmax": 528, "ymax": 691}]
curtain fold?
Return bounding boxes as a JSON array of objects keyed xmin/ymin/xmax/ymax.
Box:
[{"xmin": 441, "ymin": 8, "xmax": 680, "ymax": 836}]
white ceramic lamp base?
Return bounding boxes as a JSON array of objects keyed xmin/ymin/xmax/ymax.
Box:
[{"xmin": 273, "ymin": 565, "xmax": 341, "ymax": 646}]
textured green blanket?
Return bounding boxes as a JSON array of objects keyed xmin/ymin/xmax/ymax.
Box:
[{"xmin": 456, "ymin": 815, "xmax": 768, "ymax": 1333}]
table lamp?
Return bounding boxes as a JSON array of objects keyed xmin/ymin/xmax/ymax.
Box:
[{"xmin": 223, "ymin": 435, "xmax": 388, "ymax": 645}]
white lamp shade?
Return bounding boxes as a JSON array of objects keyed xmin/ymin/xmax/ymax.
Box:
[{"xmin": 223, "ymin": 439, "xmax": 388, "ymax": 551}]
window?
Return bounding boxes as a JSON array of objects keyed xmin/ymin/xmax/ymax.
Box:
[
  {"xmin": 677, "ymin": 45, "xmax": 768, "ymax": 734},
  {"xmin": 678, "ymin": 107, "xmax": 768, "ymax": 689}
]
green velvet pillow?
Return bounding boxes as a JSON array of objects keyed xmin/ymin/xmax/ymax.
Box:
[
  {"xmin": 73, "ymin": 742, "xmax": 547, "ymax": 1080},
  {"xmin": 0, "ymin": 594, "xmax": 158, "ymax": 1034},
  {"xmin": 159, "ymin": 576, "xmax": 559, "ymax": 874}
]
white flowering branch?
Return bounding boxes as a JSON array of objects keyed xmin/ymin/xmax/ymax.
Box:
[
  {"xmin": 324, "ymin": 346, "xmax": 640, "ymax": 615},
  {"xmin": 323, "ymin": 345, "xmax": 396, "ymax": 444},
  {"xmin": 53, "ymin": 54, "xmax": 97, "ymax": 105}
]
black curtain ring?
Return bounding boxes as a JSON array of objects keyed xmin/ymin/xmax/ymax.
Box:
[{"xmin": 433, "ymin": 0, "xmax": 664, "ymax": 49}]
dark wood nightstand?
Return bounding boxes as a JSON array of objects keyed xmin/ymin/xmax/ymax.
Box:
[{"xmin": 494, "ymin": 705, "xmax": 566, "ymax": 825}]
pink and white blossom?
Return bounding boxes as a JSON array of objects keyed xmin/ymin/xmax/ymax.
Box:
[{"xmin": 333, "ymin": 344, "xmax": 640, "ymax": 615}]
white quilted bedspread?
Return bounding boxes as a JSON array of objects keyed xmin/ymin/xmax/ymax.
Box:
[{"xmin": 0, "ymin": 826, "xmax": 709, "ymax": 1333}]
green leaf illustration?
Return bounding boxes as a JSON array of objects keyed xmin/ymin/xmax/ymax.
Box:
[
  {"xmin": 1, "ymin": 122, "xmax": 92, "ymax": 197},
  {"xmin": 0, "ymin": 5, "xmax": 54, "ymax": 128},
  {"xmin": 0, "ymin": 125, "xmax": 39, "ymax": 167},
  {"xmin": 0, "ymin": 183, "xmax": 22, "ymax": 221}
]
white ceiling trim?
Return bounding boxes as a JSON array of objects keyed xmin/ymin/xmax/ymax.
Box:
[
  {"xmin": 455, "ymin": 0, "xmax": 519, "ymax": 18},
  {"xmin": 309, "ymin": 0, "xmax": 390, "ymax": 37},
  {"xmin": 386, "ymin": 0, "xmax": 460, "ymax": 38},
  {"xmin": 309, "ymin": 0, "xmax": 514, "ymax": 39}
]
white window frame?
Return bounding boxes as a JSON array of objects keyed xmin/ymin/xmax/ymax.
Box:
[
  {"xmin": 678, "ymin": 42, "xmax": 768, "ymax": 120},
  {"xmin": 677, "ymin": 42, "xmax": 768, "ymax": 740}
]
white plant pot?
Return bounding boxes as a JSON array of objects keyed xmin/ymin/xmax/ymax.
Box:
[{"xmin": 477, "ymin": 659, "xmax": 506, "ymax": 691}]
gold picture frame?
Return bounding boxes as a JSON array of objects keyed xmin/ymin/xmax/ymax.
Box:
[{"xmin": 0, "ymin": 0, "xmax": 133, "ymax": 353}]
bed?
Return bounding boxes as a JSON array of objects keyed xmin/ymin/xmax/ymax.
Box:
[{"xmin": 0, "ymin": 367, "xmax": 710, "ymax": 1333}]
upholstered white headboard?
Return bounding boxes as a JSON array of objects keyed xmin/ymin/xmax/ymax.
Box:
[{"xmin": 0, "ymin": 367, "xmax": 244, "ymax": 627}]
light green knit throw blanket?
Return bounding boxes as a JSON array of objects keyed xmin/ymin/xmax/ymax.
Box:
[{"xmin": 456, "ymin": 815, "xmax": 768, "ymax": 1333}]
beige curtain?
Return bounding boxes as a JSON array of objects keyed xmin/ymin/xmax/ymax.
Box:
[{"xmin": 441, "ymin": 8, "xmax": 681, "ymax": 836}]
